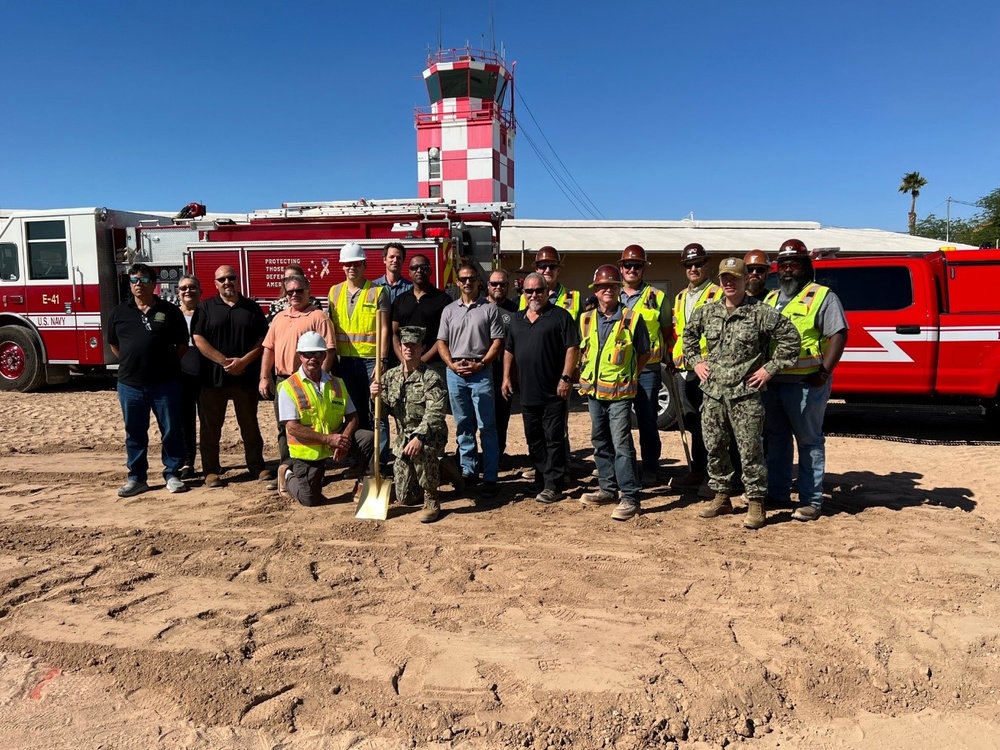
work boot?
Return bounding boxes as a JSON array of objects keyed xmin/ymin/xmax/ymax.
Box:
[
  {"xmin": 699, "ymin": 492, "xmax": 733, "ymax": 518},
  {"xmin": 419, "ymin": 492, "xmax": 441, "ymax": 523},
  {"xmin": 744, "ymin": 498, "xmax": 767, "ymax": 529}
]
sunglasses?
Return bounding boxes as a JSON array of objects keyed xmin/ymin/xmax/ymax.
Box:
[
  {"xmin": 216, "ymin": 274, "xmax": 237, "ymax": 283},
  {"xmin": 594, "ymin": 284, "xmax": 618, "ymax": 292},
  {"xmin": 457, "ymin": 276, "xmax": 478, "ymax": 283},
  {"xmin": 536, "ymin": 263, "xmax": 559, "ymax": 271},
  {"xmin": 129, "ymin": 275, "xmax": 152, "ymax": 284},
  {"xmin": 488, "ymin": 281, "xmax": 508, "ymax": 287},
  {"xmin": 299, "ymin": 351, "xmax": 325, "ymax": 359},
  {"xmin": 778, "ymin": 260, "xmax": 803, "ymax": 269},
  {"xmin": 523, "ymin": 287, "xmax": 546, "ymax": 295},
  {"xmin": 177, "ymin": 285, "xmax": 199, "ymax": 292},
  {"xmin": 621, "ymin": 262, "xmax": 644, "ymax": 270},
  {"xmin": 286, "ymin": 288, "xmax": 306, "ymax": 295},
  {"xmin": 746, "ymin": 267, "xmax": 768, "ymax": 275},
  {"xmin": 684, "ymin": 261, "xmax": 708, "ymax": 269},
  {"xmin": 342, "ymin": 261, "xmax": 363, "ymax": 268},
  {"xmin": 409, "ymin": 264, "xmax": 431, "ymax": 272}
]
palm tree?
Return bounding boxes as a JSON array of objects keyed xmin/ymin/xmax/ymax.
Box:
[{"xmin": 899, "ymin": 171, "xmax": 928, "ymax": 235}]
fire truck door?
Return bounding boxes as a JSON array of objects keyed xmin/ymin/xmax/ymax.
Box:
[
  {"xmin": 24, "ymin": 217, "xmax": 80, "ymax": 363},
  {"xmin": 0, "ymin": 237, "xmax": 27, "ymax": 317}
]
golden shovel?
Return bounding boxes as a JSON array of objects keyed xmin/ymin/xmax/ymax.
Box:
[{"xmin": 355, "ymin": 322, "xmax": 392, "ymax": 520}]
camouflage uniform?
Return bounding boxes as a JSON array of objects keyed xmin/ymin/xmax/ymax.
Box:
[
  {"xmin": 683, "ymin": 295, "xmax": 799, "ymax": 498},
  {"xmin": 380, "ymin": 357, "xmax": 448, "ymax": 505}
]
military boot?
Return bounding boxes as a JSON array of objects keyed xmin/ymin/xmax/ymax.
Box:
[
  {"xmin": 744, "ymin": 498, "xmax": 766, "ymax": 530},
  {"xmin": 419, "ymin": 491, "xmax": 441, "ymax": 524},
  {"xmin": 699, "ymin": 492, "xmax": 733, "ymax": 518}
]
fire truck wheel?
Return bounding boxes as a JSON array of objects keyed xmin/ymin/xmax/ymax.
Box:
[{"xmin": 0, "ymin": 325, "xmax": 45, "ymax": 392}]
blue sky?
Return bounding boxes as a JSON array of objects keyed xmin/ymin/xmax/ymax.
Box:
[{"xmin": 4, "ymin": 1, "xmax": 997, "ymax": 232}]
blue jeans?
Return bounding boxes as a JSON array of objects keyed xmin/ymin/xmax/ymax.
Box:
[
  {"xmin": 589, "ymin": 397, "xmax": 640, "ymax": 505},
  {"xmin": 633, "ymin": 368, "xmax": 662, "ymax": 472},
  {"xmin": 762, "ymin": 378, "xmax": 833, "ymax": 508},
  {"xmin": 446, "ymin": 368, "xmax": 499, "ymax": 482},
  {"xmin": 117, "ymin": 379, "xmax": 185, "ymax": 483}
]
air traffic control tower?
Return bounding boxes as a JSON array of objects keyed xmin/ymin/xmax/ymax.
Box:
[{"xmin": 415, "ymin": 47, "xmax": 515, "ymax": 209}]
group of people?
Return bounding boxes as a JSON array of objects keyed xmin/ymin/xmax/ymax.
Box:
[{"xmin": 108, "ymin": 235, "xmax": 846, "ymax": 530}]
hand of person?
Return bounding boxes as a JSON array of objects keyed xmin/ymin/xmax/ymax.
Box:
[
  {"xmin": 258, "ymin": 377, "xmax": 273, "ymax": 398},
  {"xmin": 746, "ymin": 366, "xmax": 772, "ymax": 390},
  {"xmin": 556, "ymin": 379, "xmax": 571, "ymax": 399},
  {"xmin": 370, "ymin": 380, "xmax": 382, "ymax": 398},
  {"xmin": 501, "ymin": 378, "xmax": 514, "ymax": 400},
  {"xmin": 805, "ymin": 371, "xmax": 830, "ymax": 387},
  {"xmin": 693, "ymin": 361, "xmax": 711, "ymax": 383},
  {"xmin": 402, "ymin": 436, "xmax": 424, "ymax": 458},
  {"xmin": 224, "ymin": 357, "xmax": 246, "ymax": 375}
]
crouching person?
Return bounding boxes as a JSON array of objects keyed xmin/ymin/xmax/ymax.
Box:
[
  {"xmin": 370, "ymin": 326, "xmax": 450, "ymax": 523},
  {"xmin": 278, "ymin": 332, "xmax": 375, "ymax": 507}
]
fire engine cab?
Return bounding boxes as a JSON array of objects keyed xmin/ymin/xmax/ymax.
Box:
[{"xmin": 0, "ymin": 199, "xmax": 511, "ymax": 392}]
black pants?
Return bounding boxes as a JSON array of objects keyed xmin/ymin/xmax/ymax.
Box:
[
  {"xmin": 677, "ymin": 372, "xmax": 709, "ymax": 474},
  {"xmin": 180, "ymin": 372, "xmax": 201, "ymax": 469},
  {"xmin": 199, "ymin": 385, "xmax": 266, "ymax": 477},
  {"xmin": 492, "ymin": 361, "xmax": 513, "ymax": 454},
  {"xmin": 522, "ymin": 399, "xmax": 569, "ymax": 492}
]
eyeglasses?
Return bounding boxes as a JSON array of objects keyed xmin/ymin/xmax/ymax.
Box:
[
  {"xmin": 621, "ymin": 262, "xmax": 644, "ymax": 271},
  {"xmin": 488, "ymin": 281, "xmax": 508, "ymax": 287},
  {"xmin": 777, "ymin": 260, "xmax": 803, "ymax": 269},
  {"xmin": 409, "ymin": 264, "xmax": 431, "ymax": 272},
  {"xmin": 457, "ymin": 276, "xmax": 478, "ymax": 284},
  {"xmin": 216, "ymin": 274, "xmax": 237, "ymax": 283},
  {"xmin": 342, "ymin": 261, "xmax": 363, "ymax": 269},
  {"xmin": 177, "ymin": 285, "xmax": 198, "ymax": 292},
  {"xmin": 746, "ymin": 267, "xmax": 768, "ymax": 275},
  {"xmin": 286, "ymin": 288, "xmax": 305, "ymax": 295},
  {"xmin": 536, "ymin": 263, "xmax": 559, "ymax": 271},
  {"xmin": 129, "ymin": 275, "xmax": 152, "ymax": 284},
  {"xmin": 299, "ymin": 351, "xmax": 324, "ymax": 359},
  {"xmin": 594, "ymin": 284, "xmax": 618, "ymax": 292},
  {"xmin": 684, "ymin": 261, "xmax": 708, "ymax": 270},
  {"xmin": 523, "ymin": 287, "xmax": 546, "ymax": 295}
]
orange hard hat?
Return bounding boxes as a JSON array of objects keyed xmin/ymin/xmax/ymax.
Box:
[
  {"xmin": 589, "ymin": 264, "xmax": 623, "ymax": 288},
  {"xmin": 744, "ymin": 249, "xmax": 769, "ymax": 268},
  {"xmin": 620, "ymin": 244, "xmax": 648, "ymax": 264},
  {"xmin": 777, "ymin": 238, "xmax": 809, "ymax": 259},
  {"xmin": 534, "ymin": 246, "xmax": 562, "ymax": 266},
  {"xmin": 680, "ymin": 242, "xmax": 708, "ymax": 265}
]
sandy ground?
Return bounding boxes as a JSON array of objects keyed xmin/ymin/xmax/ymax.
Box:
[{"xmin": 0, "ymin": 380, "xmax": 999, "ymax": 750}]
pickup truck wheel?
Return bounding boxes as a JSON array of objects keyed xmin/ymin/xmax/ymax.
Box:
[
  {"xmin": 0, "ymin": 326, "xmax": 45, "ymax": 392},
  {"xmin": 657, "ymin": 367, "xmax": 678, "ymax": 430}
]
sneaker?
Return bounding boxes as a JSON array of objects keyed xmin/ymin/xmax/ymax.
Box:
[
  {"xmin": 535, "ymin": 489, "xmax": 562, "ymax": 504},
  {"xmin": 611, "ymin": 501, "xmax": 640, "ymax": 521},
  {"xmin": 165, "ymin": 476, "xmax": 189, "ymax": 494},
  {"xmin": 520, "ymin": 469, "xmax": 536, "ymax": 482},
  {"xmin": 178, "ymin": 465, "xmax": 195, "ymax": 480},
  {"xmin": 204, "ymin": 473, "xmax": 224, "ymax": 489},
  {"xmin": 579, "ymin": 489, "xmax": 617, "ymax": 506},
  {"xmin": 117, "ymin": 479, "xmax": 149, "ymax": 498},
  {"xmin": 792, "ymin": 504, "xmax": 821, "ymax": 522}
]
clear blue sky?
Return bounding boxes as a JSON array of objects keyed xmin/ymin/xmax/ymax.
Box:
[{"xmin": 4, "ymin": 0, "xmax": 997, "ymax": 232}]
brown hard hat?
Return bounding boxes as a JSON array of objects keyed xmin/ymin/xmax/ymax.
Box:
[
  {"xmin": 777, "ymin": 238, "xmax": 809, "ymax": 259},
  {"xmin": 534, "ymin": 246, "xmax": 562, "ymax": 266},
  {"xmin": 680, "ymin": 242, "xmax": 708, "ymax": 265},
  {"xmin": 589, "ymin": 263, "xmax": 623, "ymax": 288},
  {"xmin": 620, "ymin": 244, "xmax": 648, "ymax": 264},
  {"xmin": 744, "ymin": 249, "xmax": 769, "ymax": 268}
]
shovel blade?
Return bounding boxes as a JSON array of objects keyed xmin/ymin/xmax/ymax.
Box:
[{"xmin": 354, "ymin": 476, "xmax": 390, "ymax": 520}]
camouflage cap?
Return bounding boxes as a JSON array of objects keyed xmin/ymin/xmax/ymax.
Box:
[
  {"xmin": 718, "ymin": 257, "xmax": 745, "ymax": 277},
  {"xmin": 399, "ymin": 326, "xmax": 426, "ymax": 345}
]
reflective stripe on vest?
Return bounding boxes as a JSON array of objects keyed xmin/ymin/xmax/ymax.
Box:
[
  {"xmin": 280, "ymin": 372, "xmax": 348, "ymax": 461},
  {"xmin": 578, "ymin": 307, "xmax": 641, "ymax": 401},
  {"xmin": 764, "ymin": 283, "xmax": 830, "ymax": 375},
  {"xmin": 671, "ymin": 283, "xmax": 723, "ymax": 369},
  {"xmin": 629, "ymin": 284, "xmax": 667, "ymax": 365},
  {"xmin": 329, "ymin": 281, "xmax": 379, "ymax": 358},
  {"xmin": 519, "ymin": 283, "xmax": 581, "ymax": 321}
]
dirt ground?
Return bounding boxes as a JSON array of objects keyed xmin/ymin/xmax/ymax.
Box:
[{"xmin": 0, "ymin": 381, "xmax": 998, "ymax": 750}]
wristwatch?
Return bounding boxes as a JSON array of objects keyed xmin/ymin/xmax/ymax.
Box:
[
  {"xmin": 412, "ymin": 433, "xmax": 426, "ymax": 442},
  {"xmin": 560, "ymin": 375, "xmax": 572, "ymax": 383}
]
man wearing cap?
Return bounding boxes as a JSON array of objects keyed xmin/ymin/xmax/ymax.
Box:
[
  {"xmin": 744, "ymin": 250, "xmax": 771, "ymax": 300},
  {"xmin": 371, "ymin": 326, "xmax": 450, "ymax": 523},
  {"xmin": 619, "ymin": 244, "xmax": 670, "ymax": 485},
  {"xmin": 762, "ymin": 239, "xmax": 849, "ymax": 521},
  {"xmin": 277, "ymin": 331, "xmax": 375, "ymax": 507},
  {"xmin": 328, "ymin": 242, "xmax": 391, "ymax": 441},
  {"xmin": 669, "ymin": 243, "xmax": 723, "ymax": 495},
  {"xmin": 519, "ymin": 246, "xmax": 581, "ymax": 321},
  {"xmin": 577, "ymin": 264, "xmax": 650, "ymax": 521},
  {"xmin": 684, "ymin": 258, "xmax": 800, "ymax": 529}
]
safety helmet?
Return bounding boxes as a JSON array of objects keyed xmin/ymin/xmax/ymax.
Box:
[
  {"xmin": 589, "ymin": 264, "xmax": 623, "ymax": 288},
  {"xmin": 534, "ymin": 246, "xmax": 562, "ymax": 267},
  {"xmin": 296, "ymin": 331, "xmax": 327, "ymax": 353},
  {"xmin": 339, "ymin": 242, "xmax": 366, "ymax": 264},
  {"xmin": 620, "ymin": 244, "xmax": 649, "ymax": 265},
  {"xmin": 777, "ymin": 238, "xmax": 809, "ymax": 260},
  {"xmin": 680, "ymin": 242, "xmax": 708, "ymax": 266},
  {"xmin": 744, "ymin": 249, "xmax": 769, "ymax": 268}
]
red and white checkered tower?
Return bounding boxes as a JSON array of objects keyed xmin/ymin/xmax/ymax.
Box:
[{"xmin": 415, "ymin": 46, "xmax": 515, "ymax": 209}]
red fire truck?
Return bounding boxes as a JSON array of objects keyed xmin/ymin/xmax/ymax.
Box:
[{"xmin": 0, "ymin": 199, "xmax": 510, "ymax": 391}]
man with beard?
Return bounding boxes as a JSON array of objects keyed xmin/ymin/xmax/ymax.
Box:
[
  {"xmin": 502, "ymin": 272, "xmax": 580, "ymax": 504},
  {"xmin": 487, "ymin": 268, "xmax": 519, "ymax": 459},
  {"xmin": 762, "ymin": 239, "xmax": 849, "ymax": 521},
  {"xmin": 684, "ymin": 258, "xmax": 799, "ymax": 530},
  {"xmin": 744, "ymin": 250, "xmax": 771, "ymax": 300}
]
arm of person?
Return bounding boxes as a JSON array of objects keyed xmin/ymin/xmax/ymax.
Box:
[
  {"xmin": 227, "ymin": 339, "xmax": 264, "ymax": 375},
  {"xmin": 558, "ymin": 346, "xmax": 580, "ymax": 399},
  {"xmin": 391, "ymin": 318, "xmax": 403, "ymax": 362},
  {"xmin": 412, "ymin": 370, "xmax": 448, "ymax": 440},
  {"xmin": 437, "ymin": 337, "xmax": 456, "ymax": 371},
  {"xmin": 259, "ymin": 346, "xmax": 275, "ymax": 397},
  {"xmin": 481, "ymin": 337, "xmax": 503, "ymax": 367},
  {"xmin": 681, "ymin": 308, "xmax": 707, "ymax": 381},
  {"xmin": 502, "ymin": 349, "xmax": 515, "ymax": 400},
  {"xmin": 193, "ymin": 334, "xmax": 231, "ymax": 368},
  {"xmin": 421, "ymin": 339, "xmax": 441, "ymax": 363}
]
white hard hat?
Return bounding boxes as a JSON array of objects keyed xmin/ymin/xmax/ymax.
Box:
[
  {"xmin": 296, "ymin": 331, "xmax": 327, "ymax": 353},
  {"xmin": 339, "ymin": 242, "xmax": 365, "ymax": 264}
]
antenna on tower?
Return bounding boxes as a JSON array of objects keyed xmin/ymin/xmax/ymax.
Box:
[
  {"xmin": 436, "ymin": 4, "xmax": 442, "ymax": 51},
  {"xmin": 489, "ymin": 0, "xmax": 496, "ymax": 50}
]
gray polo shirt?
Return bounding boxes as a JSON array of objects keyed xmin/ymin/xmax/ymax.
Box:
[{"xmin": 438, "ymin": 296, "xmax": 504, "ymax": 360}]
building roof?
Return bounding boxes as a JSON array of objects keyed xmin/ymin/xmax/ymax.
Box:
[{"xmin": 500, "ymin": 218, "xmax": 974, "ymax": 256}]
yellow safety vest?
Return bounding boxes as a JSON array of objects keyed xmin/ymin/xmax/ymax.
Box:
[
  {"xmin": 671, "ymin": 283, "xmax": 723, "ymax": 369},
  {"xmin": 519, "ymin": 283, "xmax": 581, "ymax": 321},
  {"xmin": 329, "ymin": 281, "xmax": 380, "ymax": 358},
  {"xmin": 626, "ymin": 284, "xmax": 667, "ymax": 365},
  {"xmin": 280, "ymin": 372, "xmax": 348, "ymax": 461},
  {"xmin": 578, "ymin": 307, "xmax": 641, "ymax": 401},
  {"xmin": 765, "ymin": 283, "xmax": 830, "ymax": 375}
]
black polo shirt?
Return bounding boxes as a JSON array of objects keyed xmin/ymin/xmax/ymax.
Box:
[
  {"xmin": 106, "ymin": 296, "xmax": 188, "ymax": 387},
  {"xmin": 391, "ymin": 286, "xmax": 453, "ymax": 354},
  {"xmin": 505, "ymin": 304, "xmax": 581, "ymax": 406},
  {"xmin": 191, "ymin": 294, "xmax": 269, "ymax": 388}
]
